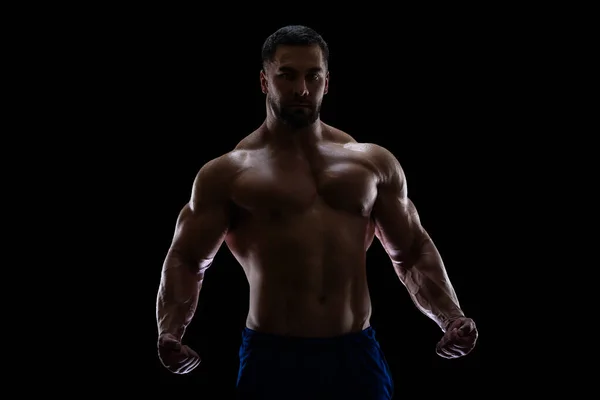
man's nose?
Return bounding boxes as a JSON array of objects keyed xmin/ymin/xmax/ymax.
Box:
[{"xmin": 293, "ymin": 79, "xmax": 309, "ymax": 97}]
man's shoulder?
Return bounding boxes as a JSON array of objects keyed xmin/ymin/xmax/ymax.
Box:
[
  {"xmin": 340, "ymin": 141, "xmax": 403, "ymax": 183},
  {"xmin": 192, "ymin": 149, "xmax": 251, "ymax": 193},
  {"xmin": 322, "ymin": 123, "xmax": 401, "ymax": 176},
  {"xmin": 233, "ymin": 128, "xmax": 265, "ymax": 151},
  {"xmin": 323, "ymin": 124, "xmax": 396, "ymax": 159},
  {"xmin": 323, "ymin": 124, "xmax": 357, "ymax": 144},
  {"xmin": 342, "ymin": 141, "xmax": 388, "ymax": 155},
  {"xmin": 199, "ymin": 149, "xmax": 250, "ymax": 178},
  {"xmin": 342, "ymin": 141, "xmax": 398, "ymax": 166},
  {"xmin": 202, "ymin": 127, "xmax": 270, "ymax": 178}
]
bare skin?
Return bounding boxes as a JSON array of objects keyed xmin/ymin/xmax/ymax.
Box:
[{"xmin": 156, "ymin": 44, "xmax": 477, "ymax": 374}]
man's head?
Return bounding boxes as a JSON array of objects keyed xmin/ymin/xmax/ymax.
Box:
[{"xmin": 260, "ymin": 25, "xmax": 330, "ymax": 130}]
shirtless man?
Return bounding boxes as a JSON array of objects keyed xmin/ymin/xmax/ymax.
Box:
[{"xmin": 156, "ymin": 25, "xmax": 478, "ymax": 399}]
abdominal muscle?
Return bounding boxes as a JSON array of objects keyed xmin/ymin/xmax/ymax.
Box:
[
  {"xmin": 246, "ymin": 274, "xmax": 372, "ymax": 337},
  {"xmin": 227, "ymin": 208, "xmax": 374, "ymax": 338}
]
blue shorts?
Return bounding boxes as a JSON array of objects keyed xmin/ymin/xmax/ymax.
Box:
[{"xmin": 236, "ymin": 326, "xmax": 394, "ymax": 399}]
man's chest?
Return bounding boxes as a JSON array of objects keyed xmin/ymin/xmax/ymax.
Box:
[{"xmin": 231, "ymin": 149, "xmax": 379, "ymax": 216}]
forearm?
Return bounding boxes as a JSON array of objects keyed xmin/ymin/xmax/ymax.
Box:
[
  {"xmin": 156, "ymin": 249, "xmax": 203, "ymax": 340},
  {"xmin": 397, "ymin": 239, "xmax": 464, "ymax": 331}
]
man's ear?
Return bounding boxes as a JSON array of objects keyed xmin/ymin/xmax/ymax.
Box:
[
  {"xmin": 324, "ymin": 71, "xmax": 330, "ymax": 95},
  {"xmin": 260, "ymin": 69, "xmax": 268, "ymax": 94}
]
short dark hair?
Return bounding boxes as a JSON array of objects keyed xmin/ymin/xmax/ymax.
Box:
[{"xmin": 261, "ymin": 25, "xmax": 329, "ymax": 70}]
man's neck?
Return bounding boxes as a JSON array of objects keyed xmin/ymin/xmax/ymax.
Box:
[{"xmin": 264, "ymin": 115, "xmax": 324, "ymax": 150}]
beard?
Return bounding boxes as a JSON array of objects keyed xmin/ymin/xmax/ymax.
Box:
[{"xmin": 269, "ymin": 97, "xmax": 321, "ymax": 129}]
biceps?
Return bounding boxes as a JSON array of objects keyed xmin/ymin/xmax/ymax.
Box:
[
  {"xmin": 373, "ymin": 196, "xmax": 426, "ymax": 262},
  {"xmin": 170, "ymin": 203, "xmax": 230, "ymax": 264}
]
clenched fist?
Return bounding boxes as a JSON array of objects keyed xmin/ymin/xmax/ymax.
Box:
[
  {"xmin": 436, "ymin": 317, "xmax": 478, "ymax": 359},
  {"xmin": 158, "ymin": 333, "xmax": 201, "ymax": 374}
]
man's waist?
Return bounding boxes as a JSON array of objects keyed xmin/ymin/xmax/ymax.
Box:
[
  {"xmin": 245, "ymin": 308, "xmax": 371, "ymax": 338},
  {"xmin": 240, "ymin": 324, "xmax": 376, "ymax": 348}
]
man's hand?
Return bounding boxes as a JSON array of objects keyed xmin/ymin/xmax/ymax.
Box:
[
  {"xmin": 158, "ymin": 333, "xmax": 201, "ymax": 374},
  {"xmin": 436, "ymin": 317, "xmax": 478, "ymax": 359}
]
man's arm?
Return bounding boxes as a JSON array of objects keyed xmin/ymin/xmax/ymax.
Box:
[
  {"xmin": 156, "ymin": 157, "xmax": 232, "ymax": 341},
  {"xmin": 370, "ymin": 146, "xmax": 464, "ymax": 332}
]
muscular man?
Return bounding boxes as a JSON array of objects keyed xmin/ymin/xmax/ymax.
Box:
[{"xmin": 156, "ymin": 25, "xmax": 477, "ymax": 399}]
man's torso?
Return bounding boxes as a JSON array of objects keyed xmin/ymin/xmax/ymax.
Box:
[{"xmin": 219, "ymin": 125, "xmax": 385, "ymax": 337}]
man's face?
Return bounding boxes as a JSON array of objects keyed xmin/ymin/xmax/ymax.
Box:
[{"xmin": 261, "ymin": 44, "xmax": 329, "ymax": 129}]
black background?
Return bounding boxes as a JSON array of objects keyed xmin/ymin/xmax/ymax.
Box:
[{"xmin": 34, "ymin": 5, "xmax": 568, "ymax": 396}]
